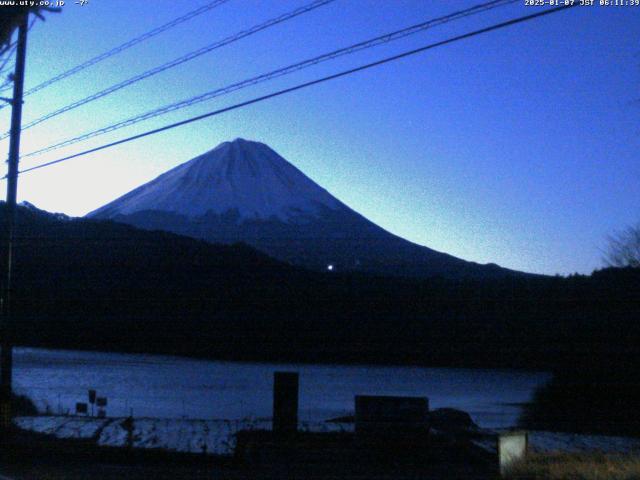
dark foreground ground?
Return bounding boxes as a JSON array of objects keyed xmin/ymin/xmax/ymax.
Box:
[
  {"xmin": 0, "ymin": 429, "xmax": 497, "ymax": 479},
  {"xmin": 1, "ymin": 461, "xmax": 495, "ymax": 480}
]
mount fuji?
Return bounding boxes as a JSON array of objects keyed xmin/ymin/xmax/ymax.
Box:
[{"xmin": 88, "ymin": 138, "xmax": 522, "ymax": 279}]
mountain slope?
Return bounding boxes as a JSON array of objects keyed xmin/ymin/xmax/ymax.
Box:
[{"xmin": 88, "ymin": 138, "xmax": 524, "ymax": 279}]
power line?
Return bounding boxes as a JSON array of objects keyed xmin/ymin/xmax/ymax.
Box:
[
  {"xmin": 0, "ymin": 79, "xmax": 12, "ymax": 94},
  {"xmin": 0, "ymin": 40, "xmax": 17, "ymax": 58},
  {"xmin": 21, "ymin": 0, "xmax": 517, "ymax": 160},
  {"xmin": 0, "ymin": 0, "xmax": 232, "ymax": 102},
  {"xmin": 0, "ymin": 0, "xmax": 336, "ymax": 139},
  {"xmin": 11, "ymin": 4, "xmax": 577, "ymax": 179}
]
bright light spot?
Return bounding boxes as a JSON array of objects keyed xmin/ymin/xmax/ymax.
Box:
[{"xmin": 327, "ymin": 264, "xmax": 334, "ymax": 271}]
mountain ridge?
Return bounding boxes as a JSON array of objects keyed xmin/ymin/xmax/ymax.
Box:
[{"xmin": 88, "ymin": 138, "xmax": 528, "ymax": 279}]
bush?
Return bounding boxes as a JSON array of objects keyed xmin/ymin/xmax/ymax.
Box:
[
  {"xmin": 520, "ymin": 373, "xmax": 640, "ymax": 437},
  {"xmin": 12, "ymin": 393, "xmax": 38, "ymax": 416}
]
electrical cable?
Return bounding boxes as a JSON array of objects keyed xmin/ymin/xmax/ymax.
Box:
[
  {"xmin": 21, "ymin": 0, "xmax": 517, "ymax": 159},
  {"xmin": 0, "ymin": 0, "xmax": 336, "ymax": 139},
  {"xmin": 0, "ymin": 0, "xmax": 232, "ymax": 100},
  {"xmin": 11, "ymin": 4, "xmax": 577, "ymax": 179}
]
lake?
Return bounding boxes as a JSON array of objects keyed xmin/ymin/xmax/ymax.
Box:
[{"xmin": 13, "ymin": 347, "xmax": 550, "ymax": 428}]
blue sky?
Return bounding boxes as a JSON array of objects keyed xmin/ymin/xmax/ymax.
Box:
[{"xmin": 0, "ymin": 0, "xmax": 638, "ymax": 275}]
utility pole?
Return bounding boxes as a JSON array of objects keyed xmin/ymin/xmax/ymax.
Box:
[{"xmin": 0, "ymin": 13, "xmax": 29, "ymax": 430}]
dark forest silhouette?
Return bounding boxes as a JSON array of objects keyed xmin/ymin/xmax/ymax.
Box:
[
  {"xmin": 4, "ymin": 203, "xmax": 637, "ymax": 369},
  {"xmin": 3, "ymin": 202, "xmax": 640, "ymax": 435}
]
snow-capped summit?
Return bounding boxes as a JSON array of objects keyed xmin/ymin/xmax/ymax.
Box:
[
  {"xmin": 89, "ymin": 138, "xmax": 342, "ymax": 222},
  {"xmin": 89, "ymin": 138, "xmax": 524, "ymax": 279}
]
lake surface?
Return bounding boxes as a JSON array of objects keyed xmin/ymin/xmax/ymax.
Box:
[{"xmin": 13, "ymin": 347, "xmax": 550, "ymax": 428}]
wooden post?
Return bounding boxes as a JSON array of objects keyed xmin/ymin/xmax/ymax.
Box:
[{"xmin": 272, "ymin": 371, "xmax": 298, "ymax": 435}]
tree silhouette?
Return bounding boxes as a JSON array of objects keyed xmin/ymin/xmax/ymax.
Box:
[{"xmin": 604, "ymin": 223, "xmax": 640, "ymax": 268}]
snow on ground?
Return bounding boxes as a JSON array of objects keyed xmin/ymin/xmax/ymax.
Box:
[
  {"xmin": 96, "ymin": 418, "xmax": 128, "ymax": 447},
  {"xmin": 471, "ymin": 430, "xmax": 640, "ymax": 456},
  {"xmin": 17, "ymin": 416, "xmax": 640, "ymax": 458},
  {"xmin": 14, "ymin": 416, "xmax": 348, "ymax": 455},
  {"xmin": 15, "ymin": 416, "xmax": 271, "ymax": 455},
  {"xmin": 15, "ymin": 416, "xmax": 109, "ymax": 439},
  {"xmin": 528, "ymin": 431, "xmax": 640, "ymax": 454},
  {"xmin": 122, "ymin": 418, "xmax": 271, "ymax": 455}
]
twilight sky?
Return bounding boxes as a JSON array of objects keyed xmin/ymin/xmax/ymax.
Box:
[{"xmin": 0, "ymin": 0, "xmax": 638, "ymax": 275}]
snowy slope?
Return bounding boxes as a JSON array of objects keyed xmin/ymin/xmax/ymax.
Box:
[{"xmin": 89, "ymin": 138, "xmax": 343, "ymax": 222}]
